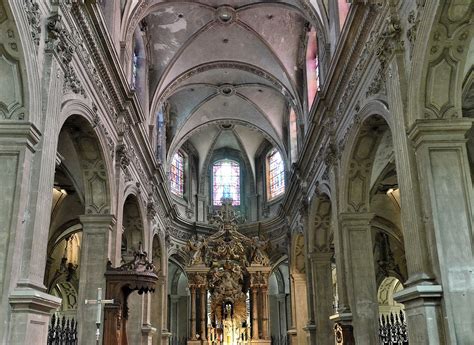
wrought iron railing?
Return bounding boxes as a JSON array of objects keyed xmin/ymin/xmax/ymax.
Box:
[
  {"xmin": 379, "ymin": 311, "xmax": 409, "ymax": 345},
  {"xmin": 47, "ymin": 314, "xmax": 78, "ymax": 345}
]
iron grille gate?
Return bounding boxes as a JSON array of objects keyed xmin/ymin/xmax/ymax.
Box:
[
  {"xmin": 379, "ymin": 311, "xmax": 409, "ymax": 345},
  {"xmin": 47, "ymin": 314, "xmax": 78, "ymax": 345}
]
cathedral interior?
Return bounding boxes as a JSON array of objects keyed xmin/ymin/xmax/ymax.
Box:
[{"xmin": 0, "ymin": 0, "xmax": 473, "ymax": 344}]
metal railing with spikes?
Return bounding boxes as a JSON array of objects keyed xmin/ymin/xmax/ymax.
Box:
[
  {"xmin": 47, "ymin": 314, "xmax": 78, "ymax": 345},
  {"xmin": 379, "ymin": 311, "xmax": 409, "ymax": 345}
]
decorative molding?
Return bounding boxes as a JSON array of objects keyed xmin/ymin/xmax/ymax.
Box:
[
  {"xmin": 406, "ymin": 4, "xmax": 422, "ymax": 59},
  {"xmin": 46, "ymin": 14, "xmax": 85, "ymax": 96},
  {"xmin": 24, "ymin": 0, "xmax": 41, "ymax": 47},
  {"xmin": 366, "ymin": 68, "xmax": 386, "ymax": 97},
  {"xmin": 375, "ymin": 15, "xmax": 403, "ymax": 71},
  {"xmin": 91, "ymin": 104, "xmax": 115, "ymax": 154}
]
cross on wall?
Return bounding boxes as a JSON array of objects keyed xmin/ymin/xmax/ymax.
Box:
[{"xmin": 85, "ymin": 288, "xmax": 114, "ymax": 345}]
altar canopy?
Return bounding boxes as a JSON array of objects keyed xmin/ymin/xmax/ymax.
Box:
[{"xmin": 184, "ymin": 199, "xmax": 271, "ymax": 344}]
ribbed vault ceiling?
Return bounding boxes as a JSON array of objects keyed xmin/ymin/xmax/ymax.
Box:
[{"xmin": 134, "ymin": 0, "xmax": 319, "ymax": 169}]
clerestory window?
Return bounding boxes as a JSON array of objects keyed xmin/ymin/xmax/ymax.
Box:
[
  {"xmin": 267, "ymin": 149, "xmax": 285, "ymax": 200},
  {"xmin": 170, "ymin": 151, "xmax": 184, "ymax": 197},
  {"xmin": 212, "ymin": 159, "xmax": 240, "ymax": 206}
]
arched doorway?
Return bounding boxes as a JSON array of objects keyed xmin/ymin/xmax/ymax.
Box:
[{"xmin": 121, "ymin": 195, "xmax": 146, "ymax": 344}]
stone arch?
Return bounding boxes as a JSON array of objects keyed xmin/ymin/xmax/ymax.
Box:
[
  {"xmin": 59, "ymin": 115, "xmax": 112, "ymax": 215},
  {"xmin": 45, "ymin": 107, "xmax": 114, "ymax": 318},
  {"xmin": 121, "ymin": 193, "xmax": 147, "ymax": 344},
  {"xmin": 268, "ymin": 260, "xmax": 290, "ymax": 343},
  {"xmin": 59, "ymin": 101, "xmax": 115, "ymax": 213},
  {"xmin": 340, "ymin": 110, "xmax": 393, "ymax": 213},
  {"xmin": 121, "ymin": 194, "xmax": 146, "ymax": 258},
  {"xmin": 408, "ymin": 1, "xmax": 473, "ymax": 123},
  {"xmin": 0, "ymin": 0, "xmax": 41, "ymax": 122},
  {"xmin": 377, "ymin": 276, "xmax": 404, "ymax": 316},
  {"xmin": 168, "ymin": 257, "xmax": 189, "ymax": 343}
]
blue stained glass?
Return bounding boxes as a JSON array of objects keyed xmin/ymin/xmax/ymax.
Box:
[{"xmin": 213, "ymin": 160, "xmax": 240, "ymax": 206}]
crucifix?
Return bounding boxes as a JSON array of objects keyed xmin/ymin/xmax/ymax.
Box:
[{"xmin": 85, "ymin": 288, "xmax": 114, "ymax": 345}]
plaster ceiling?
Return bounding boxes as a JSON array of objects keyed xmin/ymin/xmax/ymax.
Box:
[{"xmin": 138, "ymin": 0, "xmax": 312, "ymax": 169}]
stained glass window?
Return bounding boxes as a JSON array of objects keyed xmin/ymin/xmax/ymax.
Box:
[
  {"xmin": 267, "ymin": 149, "xmax": 285, "ymax": 199},
  {"xmin": 170, "ymin": 152, "xmax": 184, "ymax": 196},
  {"xmin": 213, "ymin": 159, "xmax": 240, "ymax": 206},
  {"xmin": 338, "ymin": 0, "xmax": 350, "ymax": 30},
  {"xmin": 306, "ymin": 26, "xmax": 320, "ymax": 110},
  {"xmin": 131, "ymin": 51, "xmax": 138, "ymax": 90}
]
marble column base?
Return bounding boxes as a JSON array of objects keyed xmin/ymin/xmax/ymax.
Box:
[
  {"xmin": 394, "ymin": 284, "xmax": 443, "ymax": 344},
  {"xmin": 8, "ymin": 287, "xmax": 61, "ymax": 345},
  {"xmin": 161, "ymin": 330, "xmax": 172, "ymax": 345}
]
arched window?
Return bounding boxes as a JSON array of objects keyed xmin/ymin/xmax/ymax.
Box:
[
  {"xmin": 306, "ymin": 26, "xmax": 320, "ymax": 110},
  {"xmin": 212, "ymin": 159, "xmax": 240, "ymax": 206},
  {"xmin": 267, "ymin": 149, "xmax": 285, "ymax": 200},
  {"xmin": 131, "ymin": 50, "xmax": 138, "ymax": 90},
  {"xmin": 338, "ymin": 0, "xmax": 350, "ymax": 30},
  {"xmin": 289, "ymin": 108, "xmax": 298, "ymax": 163},
  {"xmin": 170, "ymin": 152, "xmax": 184, "ymax": 196}
]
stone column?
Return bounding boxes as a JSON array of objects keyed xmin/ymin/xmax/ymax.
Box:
[
  {"xmin": 261, "ymin": 285, "xmax": 269, "ymax": 340},
  {"xmin": 190, "ymin": 287, "xmax": 197, "ymax": 340},
  {"xmin": 0, "ymin": 122, "xmax": 60, "ymax": 344},
  {"xmin": 339, "ymin": 213, "xmax": 378, "ymax": 345},
  {"xmin": 150, "ymin": 275, "xmax": 165, "ymax": 345},
  {"xmin": 251, "ymin": 287, "xmax": 259, "ymax": 340},
  {"xmin": 309, "ymin": 251, "xmax": 335, "ymax": 345},
  {"xmin": 290, "ymin": 273, "xmax": 309, "ymax": 345},
  {"xmin": 200, "ymin": 288, "xmax": 206, "ymax": 342},
  {"xmin": 161, "ymin": 252, "xmax": 172, "ymax": 345},
  {"xmin": 301, "ymin": 205, "xmax": 317, "ymax": 345},
  {"xmin": 76, "ymin": 214, "xmax": 116, "ymax": 345},
  {"xmin": 402, "ymin": 119, "xmax": 474, "ymax": 344},
  {"xmin": 327, "ymin": 160, "xmax": 351, "ymax": 314},
  {"xmin": 385, "ymin": 57, "xmax": 446, "ymax": 344}
]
